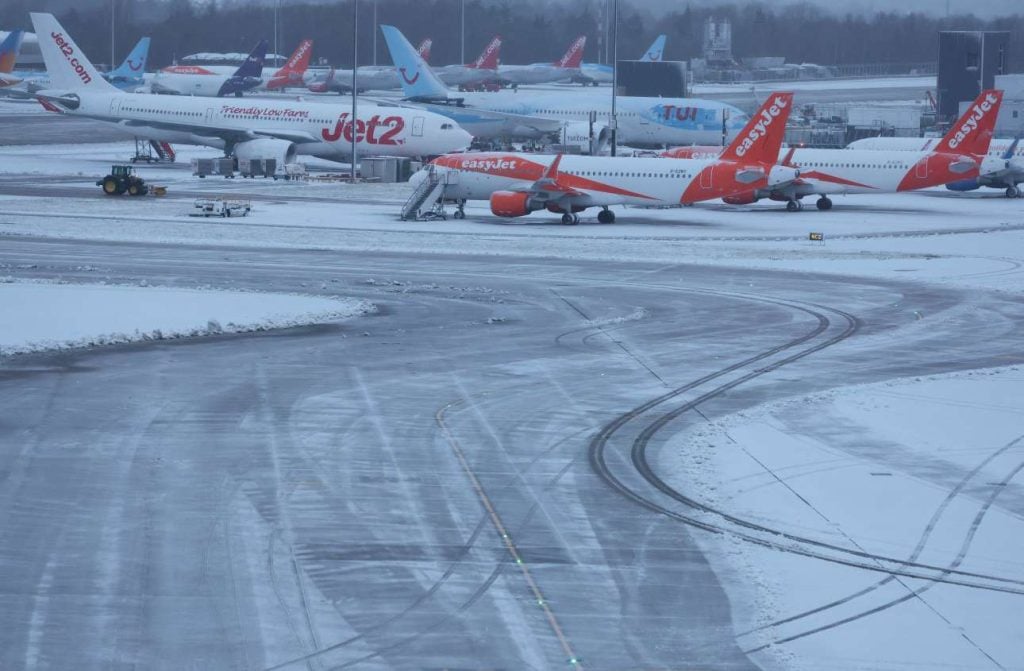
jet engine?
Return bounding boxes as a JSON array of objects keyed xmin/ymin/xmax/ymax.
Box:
[
  {"xmin": 558, "ymin": 122, "xmax": 612, "ymax": 155},
  {"xmin": 233, "ymin": 138, "xmax": 297, "ymax": 166},
  {"xmin": 767, "ymin": 164, "xmax": 800, "ymax": 188},
  {"xmin": 945, "ymin": 179, "xmax": 981, "ymax": 192},
  {"xmin": 722, "ymin": 192, "xmax": 759, "ymax": 205},
  {"xmin": 490, "ymin": 191, "xmax": 537, "ymax": 217}
]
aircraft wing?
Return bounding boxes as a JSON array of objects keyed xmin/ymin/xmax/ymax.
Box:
[
  {"xmin": 431, "ymin": 103, "xmax": 566, "ymax": 136},
  {"xmin": 519, "ymin": 154, "xmax": 589, "ymax": 208},
  {"xmin": 487, "ymin": 108, "xmax": 564, "ymax": 134},
  {"xmin": 116, "ymin": 117, "xmax": 320, "ymax": 144},
  {"xmin": 369, "ymin": 97, "xmax": 565, "ymax": 138},
  {"xmin": 0, "ymin": 82, "xmax": 33, "ymax": 98}
]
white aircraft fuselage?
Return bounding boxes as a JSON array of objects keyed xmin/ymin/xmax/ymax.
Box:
[
  {"xmin": 42, "ymin": 90, "xmax": 472, "ymax": 160},
  {"xmin": 453, "ymin": 90, "xmax": 748, "ymax": 147}
]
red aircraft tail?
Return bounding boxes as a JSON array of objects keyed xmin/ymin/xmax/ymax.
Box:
[
  {"xmin": 679, "ymin": 92, "xmax": 796, "ymax": 205},
  {"xmin": 471, "ymin": 36, "xmax": 501, "ymax": 70},
  {"xmin": 417, "ymin": 38, "xmax": 432, "ymax": 63},
  {"xmin": 268, "ymin": 38, "xmax": 313, "ymax": 89},
  {"xmin": 720, "ymin": 92, "xmax": 794, "ymax": 165},
  {"xmin": 896, "ymin": 89, "xmax": 1004, "ymax": 192},
  {"xmin": 556, "ymin": 35, "xmax": 586, "ymax": 68},
  {"xmin": 933, "ymin": 89, "xmax": 1002, "ymax": 158}
]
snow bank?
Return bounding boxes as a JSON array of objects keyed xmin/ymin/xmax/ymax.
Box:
[
  {"xmin": 0, "ymin": 280, "xmax": 371, "ymax": 356},
  {"xmin": 664, "ymin": 366, "xmax": 1024, "ymax": 670}
]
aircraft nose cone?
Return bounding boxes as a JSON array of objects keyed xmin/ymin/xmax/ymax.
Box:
[
  {"xmin": 408, "ymin": 167, "xmax": 428, "ymax": 189},
  {"xmin": 441, "ymin": 124, "xmax": 473, "ymax": 153}
]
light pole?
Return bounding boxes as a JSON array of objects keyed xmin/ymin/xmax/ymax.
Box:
[
  {"xmin": 351, "ymin": 0, "xmax": 359, "ymax": 180},
  {"xmin": 372, "ymin": 0, "xmax": 378, "ymax": 66},
  {"xmin": 610, "ymin": 0, "xmax": 618, "ymax": 156},
  {"xmin": 460, "ymin": 0, "xmax": 465, "ymax": 64},
  {"xmin": 598, "ymin": 0, "xmax": 606, "ymax": 65},
  {"xmin": 273, "ymin": 0, "xmax": 279, "ymax": 68},
  {"xmin": 110, "ymin": 0, "xmax": 115, "ymax": 70}
]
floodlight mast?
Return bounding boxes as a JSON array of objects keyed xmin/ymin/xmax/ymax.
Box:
[{"xmin": 351, "ymin": 0, "xmax": 359, "ymax": 180}]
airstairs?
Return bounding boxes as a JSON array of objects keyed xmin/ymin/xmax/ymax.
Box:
[
  {"xmin": 400, "ymin": 166, "xmax": 449, "ymax": 220},
  {"xmin": 153, "ymin": 141, "xmax": 176, "ymax": 162},
  {"xmin": 131, "ymin": 138, "xmax": 176, "ymax": 164}
]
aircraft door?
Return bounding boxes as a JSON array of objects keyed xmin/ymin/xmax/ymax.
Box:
[
  {"xmin": 412, "ymin": 116, "xmax": 425, "ymax": 137},
  {"xmin": 205, "ymin": 108, "xmax": 215, "ymax": 124},
  {"xmin": 916, "ymin": 156, "xmax": 929, "ymax": 179},
  {"xmin": 700, "ymin": 164, "xmax": 714, "ymax": 189},
  {"xmin": 109, "ymin": 98, "xmax": 121, "ymax": 116}
]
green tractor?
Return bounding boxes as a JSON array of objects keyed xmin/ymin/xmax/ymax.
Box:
[{"xmin": 97, "ymin": 164, "xmax": 149, "ymax": 196}]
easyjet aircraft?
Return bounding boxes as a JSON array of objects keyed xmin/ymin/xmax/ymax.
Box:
[
  {"xmin": 151, "ymin": 39, "xmax": 267, "ymax": 96},
  {"xmin": 662, "ymin": 90, "xmax": 1005, "ymax": 210},
  {"xmin": 847, "ymin": 134, "xmax": 1024, "ymax": 197},
  {"xmin": 261, "ymin": 39, "xmax": 314, "ymax": 90},
  {"xmin": 30, "ymin": 13, "xmax": 471, "ymax": 166},
  {"xmin": 413, "ymin": 92, "xmax": 797, "ymax": 223},
  {"xmin": 199, "ymin": 39, "xmax": 316, "ymax": 91},
  {"xmin": 496, "ymin": 35, "xmax": 586, "ymax": 87}
]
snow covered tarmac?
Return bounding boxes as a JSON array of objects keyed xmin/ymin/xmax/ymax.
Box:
[
  {"xmin": 0, "ymin": 280, "xmax": 369, "ymax": 356},
  {"xmin": 1, "ymin": 136, "xmax": 1023, "ymax": 670}
]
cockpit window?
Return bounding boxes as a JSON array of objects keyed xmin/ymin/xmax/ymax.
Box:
[{"xmin": 441, "ymin": 123, "xmax": 454, "ymax": 130}]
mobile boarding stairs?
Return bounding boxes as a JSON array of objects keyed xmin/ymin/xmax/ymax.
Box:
[{"xmin": 400, "ymin": 165, "xmax": 464, "ymax": 221}]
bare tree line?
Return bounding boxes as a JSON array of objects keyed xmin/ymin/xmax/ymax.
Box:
[{"xmin": 2, "ymin": 0, "xmax": 1021, "ymax": 70}]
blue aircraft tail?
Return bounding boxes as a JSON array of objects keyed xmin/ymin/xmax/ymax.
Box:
[
  {"xmin": 380, "ymin": 25, "xmax": 450, "ymax": 101},
  {"xmin": 217, "ymin": 39, "xmax": 267, "ymax": 96},
  {"xmin": 0, "ymin": 30, "xmax": 25, "ymax": 74},
  {"xmin": 640, "ymin": 35, "xmax": 666, "ymax": 62},
  {"xmin": 105, "ymin": 36, "xmax": 150, "ymax": 84},
  {"xmin": 232, "ymin": 39, "xmax": 268, "ymax": 79}
]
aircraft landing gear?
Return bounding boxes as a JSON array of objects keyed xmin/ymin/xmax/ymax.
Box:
[
  {"xmin": 454, "ymin": 200, "xmax": 466, "ymax": 219},
  {"xmin": 561, "ymin": 212, "xmax": 579, "ymax": 225},
  {"xmin": 786, "ymin": 199, "xmax": 803, "ymax": 212},
  {"xmin": 816, "ymin": 196, "xmax": 833, "ymax": 211},
  {"xmin": 597, "ymin": 208, "xmax": 615, "ymax": 224},
  {"xmin": 1006, "ymin": 185, "xmax": 1020, "ymax": 198}
]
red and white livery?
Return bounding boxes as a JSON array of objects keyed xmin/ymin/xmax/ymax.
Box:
[
  {"xmin": 415, "ymin": 92, "xmax": 798, "ymax": 223},
  {"xmin": 497, "ymin": 35, "xmax": 586, "ymax": 87},
  {"xmin": 435, "ymin": 36, "xmax": 502, "ymax": 91},
  {"xmin": 663, "ymin": 89, "xmax": 1005, "ymax": 211},
  {"xmin": 263, "ymin": 39, "xmax": 314, "ymax": 90}
]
